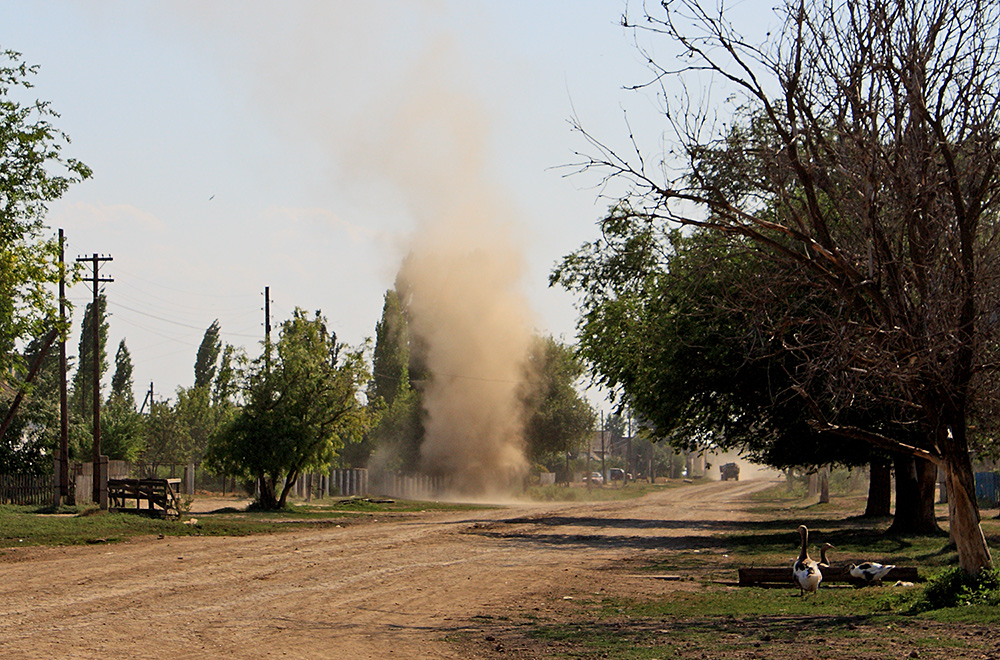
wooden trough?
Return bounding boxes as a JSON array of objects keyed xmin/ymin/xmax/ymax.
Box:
[
  {"xmin": 738, "ymin": 565, "xmax": 919, "ymax": 587},
  {"xmin": 108, "ymin": 478, "xmax": 181, "ymax": 518}
]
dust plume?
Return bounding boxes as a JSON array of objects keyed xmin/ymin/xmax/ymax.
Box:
[
  {"xmin": 173, "ymin": 6, "xmax": 537, "ymax": 495},
  {"xmin": 354, "ymin": 41, "xmax": 534, "ymax": 495}
]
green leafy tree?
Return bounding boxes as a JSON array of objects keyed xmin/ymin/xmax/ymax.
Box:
[
  {"xmin": 100, "ymin": 396, "xmax": 145, "ymax": 462},
  {"xmin": 212, "ymin": 343, "xmax": 239, "ymax": 407},
  {"xmin": 556, "ymin": 210, "xmax": 918, "ymax": 520},
  {"xmin": 206, "ymin": 308, "xmax": 371, "ymax": 509},
  {"xmin": 0, "ymin": 331, "xmax": 61, "ymax": 472},
  {"xmin": 518, "ymin": 335, "xmax": 595, "ymax": 464},
  {"xmin": 194, "ymin": 319, "xmax": 221, "ymax": 389},
  {"xmin": 173, "ymin": 385, "xmax": 213, "ymax": 465},
  {"xmin": 574, "ymin": 0, "xmax": 998, "ymax": 572},
  {"xmin": 0, "ymin": 49, "xmax": 91, "ymax": 383},
  {"xmin": 555, "ymin": 216, "xmax": 862, "ymax": 459},
  {"xmin": 140, "ymin": 397, "xmax": 188, "ymax": 477}
]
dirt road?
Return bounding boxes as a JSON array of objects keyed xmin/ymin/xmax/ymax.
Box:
[{"xmin": 0, "ymin": 479, "xmax": 775, "ymax": 660}]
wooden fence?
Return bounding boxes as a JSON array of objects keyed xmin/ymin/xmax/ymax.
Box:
[{"xmin": 0, "ymin": 473, "xmax": 55, "ymax": 505}]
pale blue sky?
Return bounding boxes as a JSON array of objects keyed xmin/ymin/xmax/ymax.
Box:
[{"xmin": 3, "ymin": 1, "xmax": 775, "ymax": 405}]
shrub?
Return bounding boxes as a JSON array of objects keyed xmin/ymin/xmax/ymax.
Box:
[{"xmin": 918, "ymin": 566, "xmax": 1000, "ymax": 611}]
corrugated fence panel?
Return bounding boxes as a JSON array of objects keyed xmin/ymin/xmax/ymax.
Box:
[{"xmin": 975, "ymin": 472, "xmax": 1000, "ymax": 506}]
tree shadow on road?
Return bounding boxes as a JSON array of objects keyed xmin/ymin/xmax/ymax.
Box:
[{"xmin": 459, "ymin": 513, "xmax": 941, "ymax": 555}]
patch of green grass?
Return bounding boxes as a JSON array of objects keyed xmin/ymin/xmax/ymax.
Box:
[
  {"xmin": 915, "ymin": 603, "xmax": 1000, "ymax": 625},
  {"xmin": 0, "ymin": 497, "xmax": 482, "ymax": 549},
  {"xmin": 0, "ymin": 505, "xmax": 301, "ymax": 548},
  {"xmin": 599, "ymin": 587, "xmax": 904, "ymax": 619},
  {"xmin": 522, "ymin": 586, "xmax": 997, "ymax": 660}
]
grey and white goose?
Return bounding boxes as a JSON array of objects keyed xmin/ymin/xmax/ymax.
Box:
[
  {"xmin": 792, "ymin": 525, "xmax": 823, "ymax": 596},
  {"xmin": 818, "ymin": 542, "xmax": 835, "ymax": 569}
]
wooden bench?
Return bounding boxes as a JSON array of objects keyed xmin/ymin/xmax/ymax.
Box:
[
  {"xmin": 108, "ymin": 478, "xmax": 181, "ymax": 518},
  {"xmin": 738, "ymin": 565, "xmax": 919, "ymax": 587}
]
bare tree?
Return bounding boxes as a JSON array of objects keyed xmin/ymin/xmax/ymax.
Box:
[{"xmin": 579, "ymin": 0, "xmax": 1000, "ymax": 573}]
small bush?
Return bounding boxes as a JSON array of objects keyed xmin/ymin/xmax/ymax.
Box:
[{"xmin": 917, "ymin": 566, "xmax": 1000, "ymax": 611}]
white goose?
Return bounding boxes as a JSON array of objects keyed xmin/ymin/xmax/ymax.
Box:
[
  {"xmin": 849, "ymin": 561, "xmax": 895, "ymax": 585},
  {"xmin": 792, "ymin": 524, "xmax": 823, "ymax": 596}
]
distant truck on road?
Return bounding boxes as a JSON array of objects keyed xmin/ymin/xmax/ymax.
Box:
[{"xmin": 719, "ymin": 462, "xmax": 740, "ymax": 481}]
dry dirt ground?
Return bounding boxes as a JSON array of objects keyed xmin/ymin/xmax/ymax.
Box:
[{"xmin": 1, "ymin": 480, "xmax": 996, "ymax": 660}]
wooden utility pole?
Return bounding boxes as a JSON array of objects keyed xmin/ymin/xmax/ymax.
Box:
[
  {"xmin": 264, "ymin": 286, "xmax": 271, "ymax": 341},
  {"xmin": 600, "ymin": 410, "xmax": 606, "ymax": 486},
  {"xmin": 264, "ymin": 286, "xmax": 271, "ymax": 372},
  {"xmin": 139, "ymin": 381, "xmax": 153, "ymax": 414},
  {"xmin": 58, "ymin": 230, "xmax": 69, "ymax": 502},
  {"xmin": 626, "ymin": 411, "xmax": 632, "ymax": 486},
  {"xmin": 76, "ymin": 253, "xmax": 112, "ymax": 508}
]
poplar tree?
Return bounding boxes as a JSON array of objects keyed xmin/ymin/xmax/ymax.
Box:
[
  {"xmin": 70, "ymin": 294, "xmax": 108, "ymax": 423},
  {"xmin": 194, "ymin": 319, "xmax": 221, "ymax": 389},
  {"xmin": 369, "ymin": 290, "xmax": 409, "ymax": 407},
  {"xmin": 110, "ymin": 339, "xmax": 134, "ymax": 406}
]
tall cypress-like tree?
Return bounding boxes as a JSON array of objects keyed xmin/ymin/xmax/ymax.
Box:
[
  {"xmin": 110, "ymin": 339, "xmax": 134, "ymax": 407},
  {"xmin": 71, "ymin": 293, "xmax": 108, "ymax": 423},
  {"xmin": 369, "ymin": 290, "xmax": 409, "ymax": 407},
  {"xmin": 194, "ymin": 319, "xmax": 221, "ymax": 389}
]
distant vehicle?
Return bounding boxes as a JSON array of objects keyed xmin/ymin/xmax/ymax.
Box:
[
  {"xmin": 608, "ymin": 468, "xmax": 626, "ymax": 481},
  {"xmin": 720, "ymin": 462, "xmax": 740, "ymax": 481},
  {"xmin": 585, "ymin": 471, "xmax": 604, "ymax": 485}
]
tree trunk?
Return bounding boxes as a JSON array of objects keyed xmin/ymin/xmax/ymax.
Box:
[
  {"xmin": 256, "ymin": 475, "xmax": 279, "ymax": 509},
  {"xmin": 943, "ymin": 449, "xmax": 994, "ymax": 574},
  {"xmin": 277, "ymin": 469, "xmax": 298, "ymax": 509},
  {"xmin": 889, "ymin": 453, "xmax": 940, "ymax": 534},
  {"xmin": 863, "ymin": 456, "xmax": 891, "ymax": 517},
  {"xmin": 0, "ymin": 327, "xmax": 59, "ymax": 441}
]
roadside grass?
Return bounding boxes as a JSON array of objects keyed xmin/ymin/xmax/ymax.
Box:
[
  {"xmin": 501, "ymin": 484, "xmax": 1000, "ymax": 659},
  {"xmin": 0, "ymin": 497, "xmax": 484, "ymax": 550},
  {"xmin": 518, "ymin": 580, "xmax": 1000, "ymax": 659}
]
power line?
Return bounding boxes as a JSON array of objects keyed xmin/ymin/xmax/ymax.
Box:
[
  {"xmin": 111, "ymin": 265, "xmax": 260, "ymax": 299},
  {"xmin": 112, "ymin": 284, "xmax": 259, "ymax": 315},
  {"xmin": 106, "ymin": 300, "xmax": 259, "ymax": 338}
]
